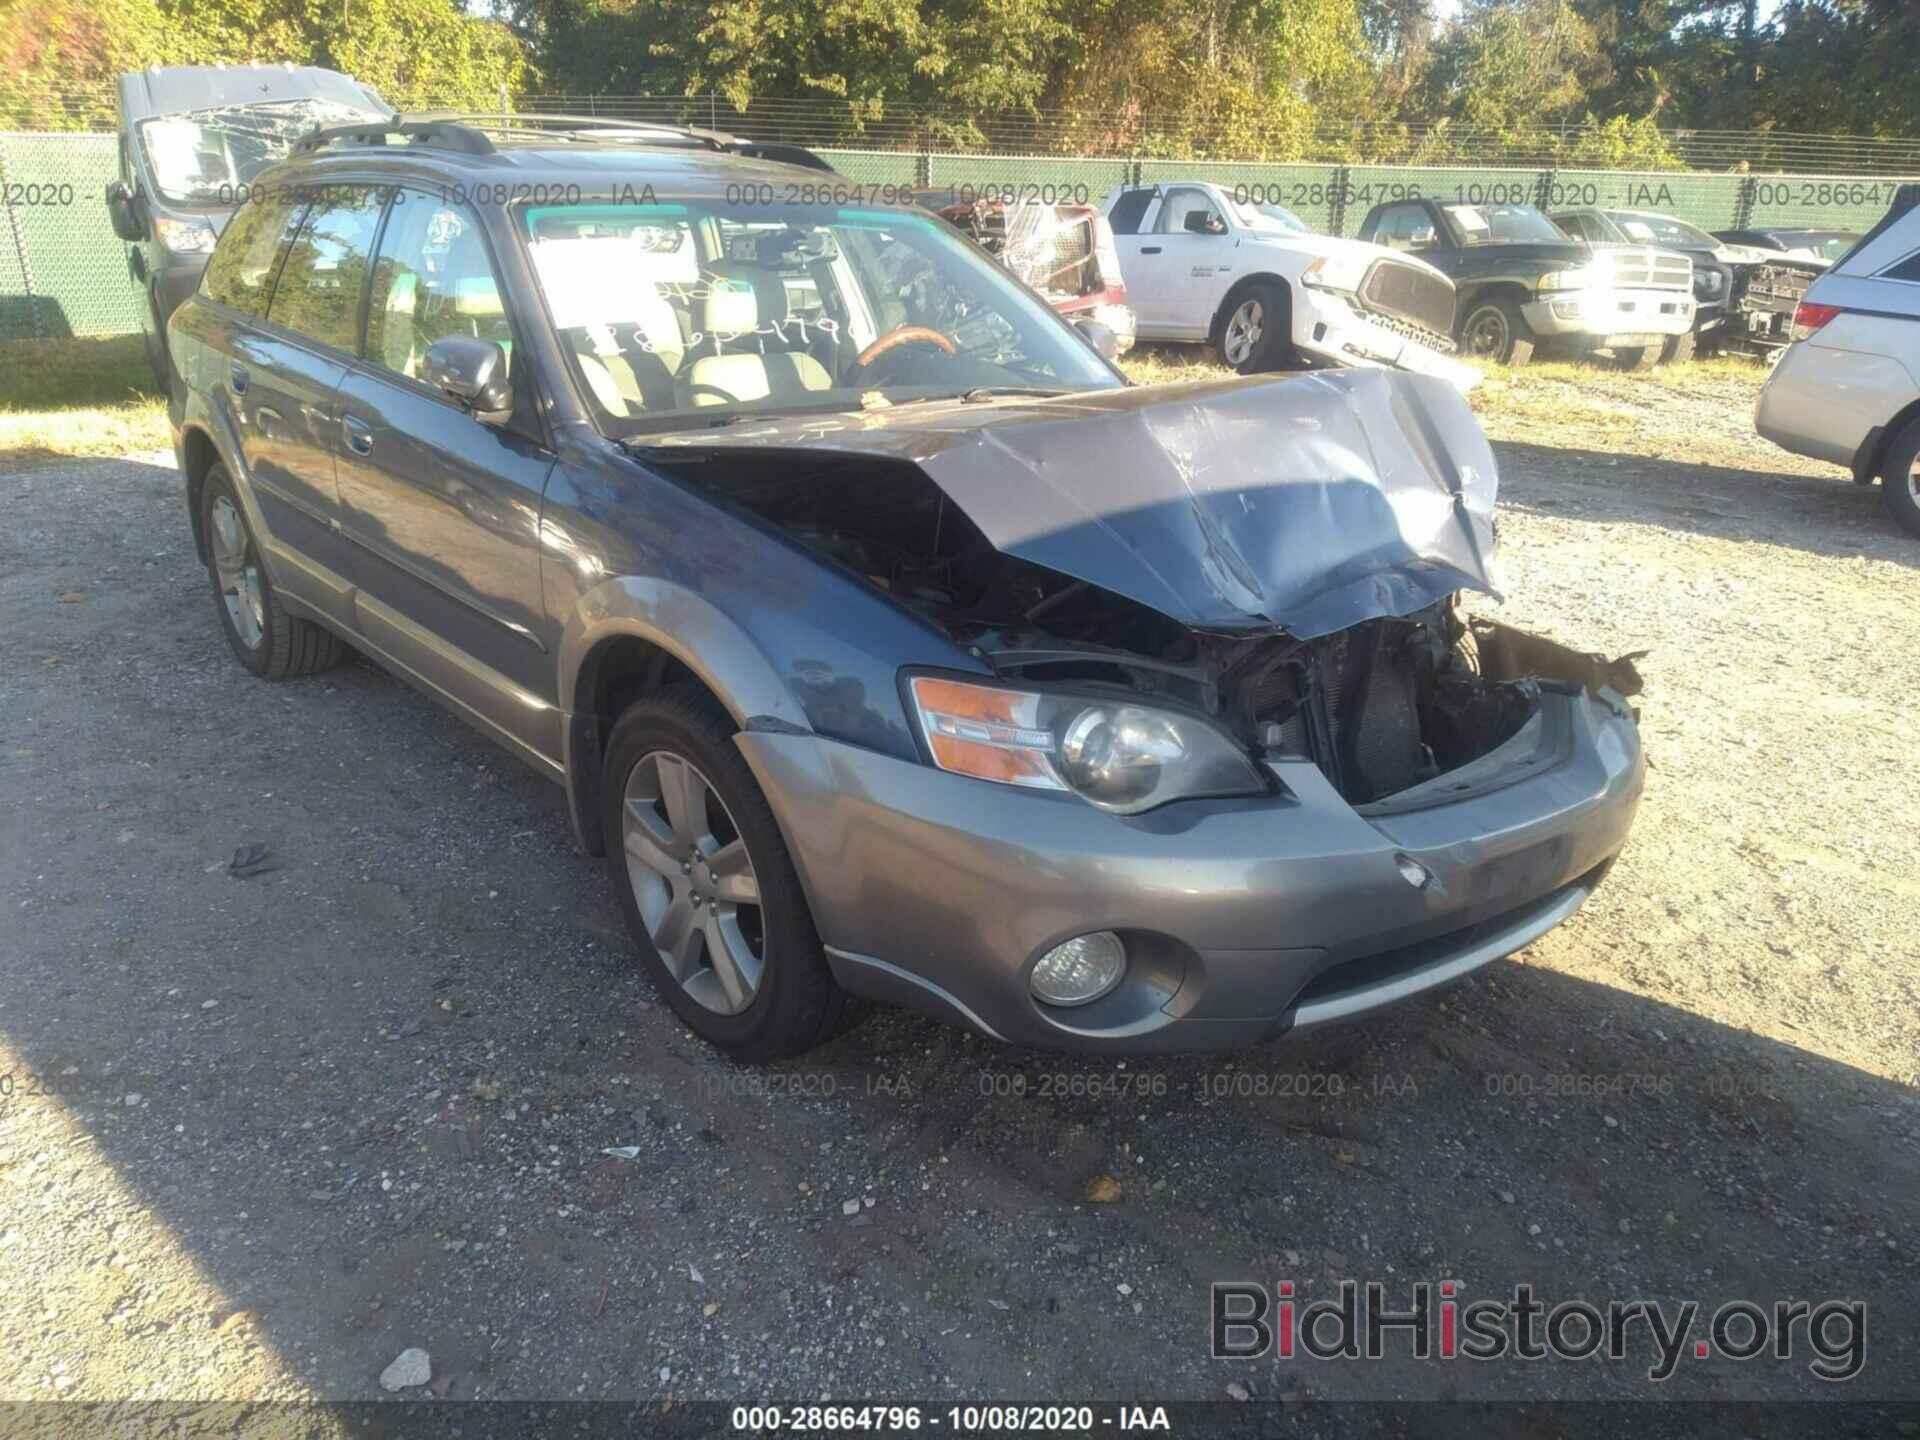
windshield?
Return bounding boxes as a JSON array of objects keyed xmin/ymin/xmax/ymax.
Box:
[
  {"xmin": 1607, "ymin": 212, "xmax": 1715, "ymax": 249},
  {"xmin": 1231, "ymin": 200, "xmax": 1310, "ymax": 234},
  {"xmin": 518, "ymin": 201, "xmax": 1123, "ymax": 435},
  {"xmin": 137, "ymin": 100, "xmax": 385, "ymax": 206},
  {"xmin": 1441, "ymin": 204, "xmax": 1569, "ymax": 246}
]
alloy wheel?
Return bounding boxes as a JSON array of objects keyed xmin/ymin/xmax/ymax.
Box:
[
  {"xmin": 1908, "ymin": 456, "xmax": 1920, "ymax": 505},
  {"xmin": 209, "ymin": 495, "xmax": 266, "ymax": 651},
  {"xmin": 1463, "ymin": 305, "xmax": 1510, "ymax": 360},
  {"xmin": 620, "ymin": 750, "xmax": 765, "ymax": 1015},
  {"xmin": 1222, "ymin": 299, "xmax": 1264, "ymax": 366}
]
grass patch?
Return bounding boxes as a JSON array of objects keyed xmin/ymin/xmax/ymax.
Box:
[
  {"xmin": 0, "ymin": 334, "xmax": 170, "ymax": 472},
  {"xmin": 1118, "ymin": 343, "xmax": 1234, "ymax": 387}
]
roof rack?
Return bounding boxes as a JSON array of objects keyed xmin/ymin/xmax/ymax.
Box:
[
  {"xmin": 293, "ymin": 116, "xmax": 497, "ymax": 155},
  {"xmin": 293, "ymin": 112, "xmax": 837, "ymax": 172}
]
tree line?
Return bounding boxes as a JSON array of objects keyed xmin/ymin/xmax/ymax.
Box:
[{"xmin": 2, "ymin": 0, "xmax": 1913, "ymax": 163}]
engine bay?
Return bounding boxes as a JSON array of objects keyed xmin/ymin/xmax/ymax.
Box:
[{"xmin": 652, "ymin": 447, "xmax": 1641, "ymax": 806}]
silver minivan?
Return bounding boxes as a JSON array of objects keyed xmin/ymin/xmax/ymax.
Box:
[{"xmin": 1755, "ymin": 188, "xmax": 1920, "ymax": 537}]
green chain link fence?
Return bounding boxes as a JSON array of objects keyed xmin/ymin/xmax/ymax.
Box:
[{"xmin": 5, "ymin": 132, "xmax": 1916, "ymax": 341}]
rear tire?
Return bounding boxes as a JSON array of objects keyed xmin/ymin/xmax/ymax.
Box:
[
  {"xmin": 602, "ymin": 685, "xmax": 849, "ymax": 1060},
  {"xmin": 1880, "ymin": 419, "xmax": 1920, "ymax": 540},
  {"xmin": 1456, "ymin": 295, "xmax": 1535, "ymax": 366},
  {"xmin": 1212, "ymin": 281, "xmax": 1289, "ymax": 374},
  {"xmin": 201, "ymin": 465, "xmax": 345, "ymax": 679},
  {"xmin": 1661, "ymin": 330, "xmax": 1697, "ymax": 364}
]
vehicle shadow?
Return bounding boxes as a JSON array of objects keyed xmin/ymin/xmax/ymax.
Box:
[
  {"xmin": 2, "ymin": 584, "xmax": 1915, "ymax": 1409},
  {"xmin": 1493, "ymin": 439, "xmax": 1918, "ymax": 568}
]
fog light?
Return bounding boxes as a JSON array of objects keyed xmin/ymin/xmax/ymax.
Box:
[{"xmin": 1030, "ymin": 931, "xmax": 1126, "ymax": 1007}]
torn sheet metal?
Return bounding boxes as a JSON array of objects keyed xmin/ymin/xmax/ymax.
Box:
[{"xmin": 642, "ymin": 368, "xmax": 1501, "ymax": 639}]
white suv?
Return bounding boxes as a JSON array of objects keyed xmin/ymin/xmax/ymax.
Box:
[
  {"xmin": 1099, "ymin": 183, "xmax": 1475, "ymax": 391},
  {"xmin": 1755, "ymin": 191, "xmax": 1920, "ymax": 537}
]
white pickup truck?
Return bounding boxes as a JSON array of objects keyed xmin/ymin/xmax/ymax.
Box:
[{"xmin": 1098, "ymin": 181, "xmax": 1475, "ymax": 390}]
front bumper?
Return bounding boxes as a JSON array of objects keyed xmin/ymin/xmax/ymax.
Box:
[
  {"xmin": 1523, "ymin": 287, "xmax": 1694, "ymax": 342},
  {"xmin": 740, "ymin": 688, "xmax": 1644, "ymax": 1053},
  {"xmin": 1296, "ymin": 292, "xmax": 1479, "ymax": 394}
]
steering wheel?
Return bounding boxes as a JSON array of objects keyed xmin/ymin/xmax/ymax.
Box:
[{"xmin": 855, "ymin": 325, "xmax": 958, "ymax": 369}]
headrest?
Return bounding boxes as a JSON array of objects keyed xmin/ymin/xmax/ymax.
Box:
[{"xmin": 700, "ymin": 279, "xmax": 759, "ymax": 338}]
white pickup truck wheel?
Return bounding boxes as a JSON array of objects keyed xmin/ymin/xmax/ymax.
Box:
[{"xmin": 1213, "ymin": 282, "xmax": 1287, "ymax": 374}]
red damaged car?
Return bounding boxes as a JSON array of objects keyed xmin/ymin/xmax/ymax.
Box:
[{"xmin": 922, "ymin": 193, "xmax": 1137, "ymax": 355}]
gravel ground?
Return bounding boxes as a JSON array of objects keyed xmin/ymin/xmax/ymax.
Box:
[{"xmin": 1, "ymin": 360, "xmax": 1916, "ymax": 1419}]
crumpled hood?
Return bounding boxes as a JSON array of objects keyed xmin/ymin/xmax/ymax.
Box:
[{"xmin": 644, "ymin": 368, "xmax": 1500, "ymax": 639}]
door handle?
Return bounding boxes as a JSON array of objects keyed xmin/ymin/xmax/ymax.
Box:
[
  {"xmin": 341, "ymin": 414, "xmax": 375, "ymax": 456},
  {"xmin": 1140, "ymin": 246, "xmax": 1162, "ymax": 255},
  {"xmin": 228, "ymin": 363, "xmax": 249, "ymax": 396}
]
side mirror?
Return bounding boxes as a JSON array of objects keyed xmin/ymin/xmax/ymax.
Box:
[
  {"xmin": 106, "ymin": 180, "xmax": 145, "ymax": 242},
  {"xmin": 422, "ymin": 336, "xmax": 512, "ymax": 421},
  {"xmin": 1071, "ymin": 316, "xmax": 1120, "ymax": 361},
  {"xmin": 1409, "ymin": 225, "xmax": 1436, "ymax": 248},
  {"xmin": 1183, "ymin": 212, "xmax": 1226, "ymax": 236}
]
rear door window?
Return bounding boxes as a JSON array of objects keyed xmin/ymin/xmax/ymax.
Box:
[
  {"xmin": 202, "ymin": 194, "xmax": 305, "ymax": 316},
  {"xmin": 266, "ymin": 185, "xmax": 391, "ymax": 353},
  {"xmin": 1107, "ymin": 189, "xmax": 1153, "ymax": 236}
]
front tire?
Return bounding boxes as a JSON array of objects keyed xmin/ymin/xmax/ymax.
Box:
[
  {"xmin": 1615, "ymin": 344, "xmax": 1661, "ymax": 372},
  {"xmin": 1880, "ymin": 419, "xmax": 1920, "ymax": 540},
  {"xmin": 602, "ymin": 686, "xmax": 849, "ymax": 1059},
  {"xmin": 1456, "ymin": 295, "xmax": 1535, "ymax": 366},
  {"xmin": 201, "ymin": 465, "xmax": 344, "ymax": 679},
  {"xmin": 1661, "ymin": 330, "xmax": 1698, "ymax": 364},
  {"xmin": 1213, "ymin": 281, "xmax": 1288, "ymax": 374}
]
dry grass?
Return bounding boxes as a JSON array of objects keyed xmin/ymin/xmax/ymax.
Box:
[{"xmin": 0, "ymin": 336, "xmax": 169, "ymax": 472}]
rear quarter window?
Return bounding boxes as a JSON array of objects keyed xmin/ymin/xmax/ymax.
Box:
[{"xmin": 203, "ymin": 195, "xmax": 305, "ymax": 316}]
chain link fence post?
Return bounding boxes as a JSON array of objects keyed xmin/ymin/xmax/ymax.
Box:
[
  {"xmin": 1329, "ymin": 164, "xmax": 1352, "ymax": 237},
  {"xmin": 1733, "ymin": 175, "xmax": 1758, "ymax": 230}
]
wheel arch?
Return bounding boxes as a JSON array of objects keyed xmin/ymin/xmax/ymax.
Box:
[
  {"xmin": 178, "ymin": 422, "xmax": 224, "ymax": 565},
  {"xmin": 1209, "ymin": 273, "xmax": 1295, "ymax": 365},
  {"xmin": 1855, "ymin": 399, "xmax": 1920, "ymax": 483},
  {"xmin": 1453, "ymin": 280, "xmax": 1534, "ymax": 320},
  {"xmin": 558, "ymin": 579, "xmax": 812, "ymax": 856}
]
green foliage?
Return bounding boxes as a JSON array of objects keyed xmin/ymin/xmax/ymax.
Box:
[
  {"xmin": 1558, "ymin": 112, "xmax": 1679, "ymax": 169},
  {"xmin": 3, "ymin": 0, "xmax": 1913, "ymax": 158},
  {"xmin": 0, "ymin": 0, "xmax": 527, "ymax": 128}
]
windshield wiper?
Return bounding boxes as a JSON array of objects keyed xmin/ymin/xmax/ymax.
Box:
[
  {"xmin": 959, "ymin": 385, "xmax": 1076, "ymax": 402},
  {"xmin": 615, "ymin": 399, "xmax": 867, "ymax": 445}
]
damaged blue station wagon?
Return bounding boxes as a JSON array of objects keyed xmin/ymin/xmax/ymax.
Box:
[{"xmin": 168, "ymin": 115, "xmax": 1646, "ymax": 1058}]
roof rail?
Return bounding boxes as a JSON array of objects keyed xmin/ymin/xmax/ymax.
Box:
[
  {"xmin": 294, "ymin": 117, "xmax": 495, "ymax": 155},
  {"xmin": 292, "ymin": 111, "xmax": 839, "ymax": 173},
  {"xmin": 415, "ymin": 111, "xmax": 744, "ymax": 151}
]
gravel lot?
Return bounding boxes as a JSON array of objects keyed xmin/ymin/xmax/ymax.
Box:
[{"xmin": 1, "ymin": 359, "xmax": 1916, "ymax": 1419}]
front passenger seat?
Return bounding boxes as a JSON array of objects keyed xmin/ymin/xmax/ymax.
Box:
[{"xmin": 681, "ymin": 284, "xmax": 833, "ymax": 407}]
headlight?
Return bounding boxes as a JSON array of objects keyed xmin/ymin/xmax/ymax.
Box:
[
  {"xmin": 155, "ymin": 216, "xmax": 217, "ymax": 254},
  {"xmin": 1697, "ymin": 270, "xmax": 1724, "ymax": 297},
  {"xmin": 907, "ymin": 675, "xmax": 1266, "ymax": 815},
  {"xmin": 1536, "ymin": 266, "xmax": 1596, "ymax": 294}
]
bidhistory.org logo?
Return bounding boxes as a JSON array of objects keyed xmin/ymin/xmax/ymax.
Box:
[{"xmin": 1212, "ymin": 1280, "xmax": 1866, "ymax": 1382}]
